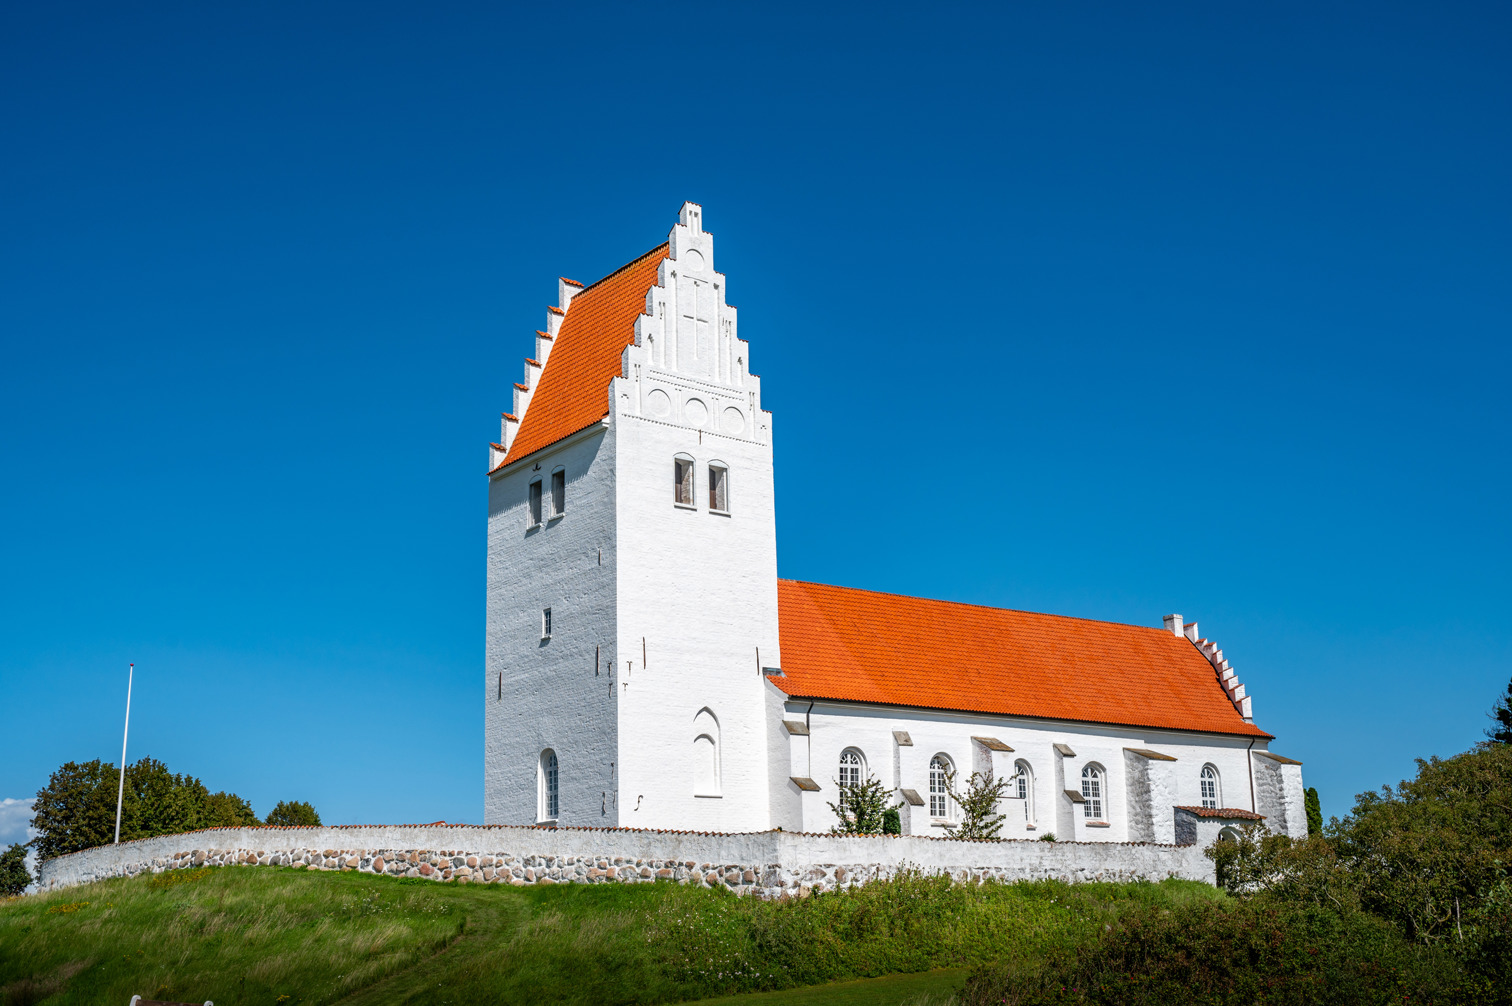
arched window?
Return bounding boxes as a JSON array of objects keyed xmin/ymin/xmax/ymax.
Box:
[
  {"xmin": 708, "ymin": 461, "xmax": 729, "ymax": 512},
  {"xmin": 1014, "ymin": 759, "xmax": 1035, "ymax": 826},
  {"xmin": 550, "ymin": 466, "xmax": 566, "ymax": 517},
  {"xmin": 673, "ymin": 454, "xmax": 695, "ymax": 506},
  {"xmin": 1080, "ymin": 764, "xmax": 1106, "ymax": 820},
  {"xmin": 693, "ymin": 708, "xmax": 720, "ymax": 796},
  {"xmin": 929, "ymin": 755, "xmax": 953, "ymax": 819},
  {"xmin": 839, "ymin": 748, "xmax": 864, "ymax": 788},
  {"xmin": 1200, "ymin": 764, "xmax": 1221, "ymax": 809},
  {"xmin": 538, "ymin": 749, "xmax": 559, "ymax": 822}
]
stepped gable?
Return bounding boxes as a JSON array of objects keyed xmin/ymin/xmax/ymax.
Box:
[
  {"xmin": 774, "ymin": 579, "xmax": 1271, "ymax": 738},
  {"xmin": 493, "ymin": 243, "xmax": 670, "ymax": 471}
]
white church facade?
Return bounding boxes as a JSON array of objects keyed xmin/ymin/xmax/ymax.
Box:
[{"xmin": 483, "ymin": 203, "xmax": 1307, "ymax": 844}]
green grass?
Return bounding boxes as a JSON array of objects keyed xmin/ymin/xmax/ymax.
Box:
[
  {"xmin": 685, "ymin": 968, "xmax": 969, "ymax": 1005},
  {"xmin": 0, "ymin": 866, "xmax": 1224, "ymax": 1006}
]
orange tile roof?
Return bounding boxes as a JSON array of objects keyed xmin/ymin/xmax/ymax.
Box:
[
  {"xmin": 775, "ymin": 579, "xmax": 1271, "ymax": 738},
  {"xmin": 497, "ymin": 244, "xmax": 669, "ymax": 469}
]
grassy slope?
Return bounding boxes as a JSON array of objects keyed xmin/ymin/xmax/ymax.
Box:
[{"xmin": 0, "ymin": 867, "xmax": 1224, "ymax": 1006}]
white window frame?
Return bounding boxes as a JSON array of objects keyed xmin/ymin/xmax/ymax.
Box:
[
  {"xmin": 708, "ymin": 461, "xmax": 729, "ymax": 513},
  {"xmin": 541, "ymin": 607, "xmax": 552, "ymax": 640},
  {"xmin": 1014, "ymin": 759, "xmax": 1035, "ymax": 826},
  {"xmin": 538, "ymin": 748, "xmax": 559, "ymax": 823},
  {"xmin": 1080, "ymin": 763, "xmax": 1106, "ymax": 821},
  {"xmin": 528, "ymin": 479, "xmax": 543, "ymax": 527},
  {"xmin": 1200, "ymin": 764, "xmax": 1221, "ymax": 810},
  {"xmin": 839, "ymin": 748, "xmax": 865, "ymax": 789},
  {"xmin": 674, "ymin": 455, "xmax": 695, "ymax": 507},
  {"xmin": 928, "ymin": 754, "xmax": 953, "ymax": 820},
  {"xmin": 549, "ymin": 467, "xmax": 566, "ymax": 518}
]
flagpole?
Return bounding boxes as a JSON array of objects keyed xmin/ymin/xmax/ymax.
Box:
[{"xmin": 114, "ymin": 663, "xmax": 133, "ymax": 845}]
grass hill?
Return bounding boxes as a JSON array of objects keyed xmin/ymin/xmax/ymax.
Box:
[{"xmin": 0, "ymin": 866, "xmax": 1221, "ymax": 1005}]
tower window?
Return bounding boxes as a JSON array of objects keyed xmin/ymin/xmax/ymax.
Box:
[
  {"xmin": 539, "ymin": 749, "xmax": 559, "ymax": 822},
  {"xmin": 550, "ymin": 469, "xmax": 565, "ymax": 517},
  {"xmin": 528, "ymin": 479, "xmax": 543, "ymax": 527},
  {"xmin": 541, "ymin": 607, "xmax": 552, "ymax": 640},
  {"xmin": 708, "ymin": 463, "xmax": 728, "ymax": 512},
  {"xmin": 674, "ymin": 456, "xmax": 694, "ymax": 506}
]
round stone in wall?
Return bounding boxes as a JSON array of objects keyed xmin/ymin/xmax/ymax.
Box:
[
  {"xmin": 646, "ymin": 388, "xmax": 671, "ymax": 417},
  {"xmin": 722, "ymin": 407, "xmax": 745, "ymax": 434},
  {"xmin": 684, "ymin": 398, "xmax": 708, "ymax": 427}
]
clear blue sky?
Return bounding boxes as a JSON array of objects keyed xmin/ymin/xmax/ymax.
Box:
[{"xmin": 1, "ymin": 0, "xmax": 1507, "ymax": 833}]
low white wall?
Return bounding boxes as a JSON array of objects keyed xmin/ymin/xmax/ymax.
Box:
[{"xmin": 37, "ymin": 824, "xmax": 1213, "ymax": 894}]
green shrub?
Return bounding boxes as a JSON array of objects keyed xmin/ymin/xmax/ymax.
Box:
[
  {"xmin": 961, "ymin": 899, "xmax": 1473, "ymax": 1006},
  {"xmin": 0, "ymin": 843, "xmax": 30, "ymax": 896},
  {"xmin": 264, "ymin": 800, "xmax": 321, "ymax": 827}
]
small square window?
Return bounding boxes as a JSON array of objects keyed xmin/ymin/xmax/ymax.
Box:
[
  {"xmin": 528, "ymin": 480, "xmax": 543, "ymax": 527},
  {"xmin": 550, "ymin": 470, "xmax": 565, "ymax": 517},
  {"xmin": 674, "ymin": 458, "xmax": 694, "ymax": 506},
  {"xmin": 541, "ymin": 607, "xmax": 552, "ymax": 639},
  {"xmin": 708, "ymin": 465, "xmax": 728, "ymax": 512}
]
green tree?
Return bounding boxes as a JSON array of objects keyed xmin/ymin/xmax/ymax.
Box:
[
  {"xmin": 1489, "ymin": 675, "xmax": 1512, "ymax": 744},
  {"xmin": 944, "ymin": 766, "xmax": 1009, "ymax": 841},
  {"xmin": 1305, "ymin": 785, "xmax": 1323, "ymax": 836},
  {"xmin": 0, "ymin": 843, "xmax": 31, "ymax": 896},
  {"xmin": 826, "ymin": 777, "xmax": 896, "ymax": 835},
  {"xmin": 32, "ymin": 758, "xmax": 260, "ymax": 859},
  {"xmin": 265, "ymin": 800, "xmax": 322, "ymax": 827}
]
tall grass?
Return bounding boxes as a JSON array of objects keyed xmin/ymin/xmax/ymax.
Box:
[{"xmin": 0, "ymin": 867, "xmax": 1222, "ymax": 1006}]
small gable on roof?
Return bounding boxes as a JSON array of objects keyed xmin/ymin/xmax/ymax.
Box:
[{"xmin": 774, "ymin": 579, "xmax": 1270, "ymax": 738}]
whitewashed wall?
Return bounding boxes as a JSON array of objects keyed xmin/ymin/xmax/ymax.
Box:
[
  {"xmin": 783, "ymin": 699, "xmax": 1300, "ymax": 841},
  {"xmin": 485, "ymin": 426, "xmax": 621, "ymax": 827},
  {"xmin": 37, "ymin": 824, "xmax": 1216, "ymax": 895}
]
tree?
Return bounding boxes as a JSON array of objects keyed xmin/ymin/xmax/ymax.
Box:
[
  {"xmin": 32, "ymin": 757, "xmax": 260, "ymax": 859},
  {"xmin": 0, "ymin": 843, "xmax": 31, "ymax": 896},
  {"xmin": 1489, "ymin": 676, "xmax": 1512, "ymax": 744},
  {"xmin": 1304, "ymin": 786, "xmax": 1323, "ymax": 836},
  {"xmin": 943, "ymin": 766, "xmax": 1010, "ymax": 841},
  {"xmin": 265, "ymin": 800, "xmax": 321, "ymax": 827},
  {"xmin": 827, "ymin": 777, "xmax": 897, "ymax": 835}
]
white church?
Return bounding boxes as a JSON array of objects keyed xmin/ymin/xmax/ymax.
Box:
[{"xmin": 484, "ymin": 203, "xmax": 1307, "ymax": 844}]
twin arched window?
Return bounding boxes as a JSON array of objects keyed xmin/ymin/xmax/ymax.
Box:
[
  {"xmin": 839, "ymin": 748, "xmax": 865, "ymax": 788},
  {"xmin": 929, "ymin": 755, "xmax": 953, "ymax": 819},
  {"xmin": 538, "ymin": 749, "xmax": 559, "ymax": 822},
  {"xmin": 1200, "ymin": 764, "xmax": 1221, "ymax": 809},
  {"xmin": 1080, "ymin": 764, "xmax": 1106, "ymax": 820},
  {"xmin": 672, "ymin": 455, "xmax": 731, "ymax": 512}
]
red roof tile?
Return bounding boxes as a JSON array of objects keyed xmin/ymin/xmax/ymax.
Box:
[
  {"xmin": 775, "ymin": 579, "xmax": 1270, "ymax": 738},
  {"xmin": 1175, "ymin": 806, "xmax": 1266, "ymax": 820},
  {"xmin": 498, "ymin": 244, "xmax": 669, "ymax": 469}
]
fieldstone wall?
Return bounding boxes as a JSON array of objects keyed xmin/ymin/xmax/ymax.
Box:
[{"xmin": 37, "ymin": 823, "xmax": 1214, "ymax": 895}]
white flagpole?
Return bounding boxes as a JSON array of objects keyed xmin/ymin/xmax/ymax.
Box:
[{"xmin": 114, "ymin": 663, "xmax": 133, "ymax": 845}]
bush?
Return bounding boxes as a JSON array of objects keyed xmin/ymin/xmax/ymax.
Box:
[
  {"xmin": 0, "ymin": 843, "xmax": 30, "ymax": 896},
  {"xmin": 264, "ymin": 800, "xmax": 321, "ymax": 827},
  {"xmin": 961, "ymin": 898, "xmax": 1473, "ymax": 1006}
]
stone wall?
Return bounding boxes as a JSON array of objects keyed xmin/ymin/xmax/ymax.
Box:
[{"xmin": 37, "ymin": 823, "xmax": 1214, "ymax": 895}]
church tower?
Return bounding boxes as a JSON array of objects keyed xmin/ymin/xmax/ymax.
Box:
[{"xmin": 484, "ymin": 203, "xmax": 780, "ymax": 832}]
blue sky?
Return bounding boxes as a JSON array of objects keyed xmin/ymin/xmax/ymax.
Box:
[{"xmin": 1, "ymin": 0, "xmax": 1507, "ymax": 830}]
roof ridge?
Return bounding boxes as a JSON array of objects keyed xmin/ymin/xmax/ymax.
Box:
[
  {"xmin": 779, "ymin": 578, "xmax": 1172, "ymax": 634},
  {"xmin": 578, "ymin": 241, "xmax": 670, "ymax": 295}
]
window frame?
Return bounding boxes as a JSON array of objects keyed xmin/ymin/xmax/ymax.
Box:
[
  {"xmin": 1080, "ymin": 763, "xmax": 1106, "ymax": 821},
  {"xmin": 928, "ymin": 754, "xmax": 954, "ymax": 820},
  {"xmin": 528, "ymin": 478, "xmax": 543, "ymax": 527},
  {"xmin": 538, "ymin": 748, "xmax": 559, "ymax": 823},
  {"xmin": 549, "ymin": 467, "xmax": 566, "ymax": 519},
  {"xmin": 1014, "ymin": 759, "xmax": 1035, "ymax": 826},
  {"xmin": 1200, "ymin": 764, "xmax": 1221, "ymax": 810},
  {"xmin": 838, "ymin": 748, "xmax": 865, "ymax": 789},
  {"xmin": 708, "ymin": 461, "xmax": 729, "ymax": 513},
  {"xmin": 541, "ymin": 607, "xmax": 552, "ymax": 640},
  {"xmin": 673, "ymin": 455, "xmax": 695, "ymax": 508}
]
